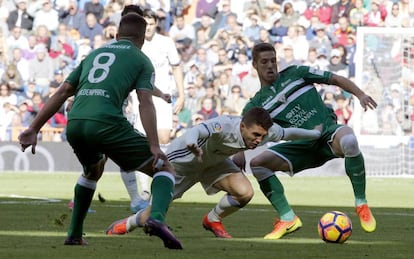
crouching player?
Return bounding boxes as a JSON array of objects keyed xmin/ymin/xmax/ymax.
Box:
[{"xmin": 106, "ymin": 107, "xmax": 322, "ymax": 238}]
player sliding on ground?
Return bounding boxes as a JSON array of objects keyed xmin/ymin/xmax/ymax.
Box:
[
  {"xmin": 242, "ymin": 43, "xmax": 377, "ymax": 240},
  {"xmin": 106, "ymin": 107, "xmax": 322, "ymax": 238}
]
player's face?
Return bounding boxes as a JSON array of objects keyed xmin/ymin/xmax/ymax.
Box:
[
  {"xmin": 241, "ymin": 123, "xmax": 268, "ymax": 149},
  {"xmin": 144, "ymin": 17, "xmax": 157, "ymax": 39},
  {"xmin": 253, "ymin": 51, "xmax": 278, "ymax": 86}
]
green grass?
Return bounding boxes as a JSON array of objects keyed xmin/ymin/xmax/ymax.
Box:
[{"xmin": 0, "ymin": 172, "xmax": 413, "ymax": 258}]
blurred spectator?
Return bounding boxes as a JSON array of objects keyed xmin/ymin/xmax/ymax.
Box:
[
  {"xmin": 214, "ymin": 71, "xmax": 232, "ymax": 101},
  {"xmin": 193, "ymin": 14, "xmax": 215, "ymax": 42},
  {"xmin": 32, "ymin": 0, "xmax": 59, "ymax": 32},
  {"xmin": 213, "ymin": 47, "xmax": 233, "ymax": 76},
  {"xmin": 279, "ymin": 1, "xmax": 300, "ymax": 27},
  {"xmin": 169, "ymin": 14, "xmax": 195, "ymax": 55},
  {"xmin": 240, "ymin": 67, "xmax": 260, "ymax": 99},
  {"xmin": 1, "ymin": 63, "xmax": 24, "ymax": 93},
  {"xmin": 364, "ymin": 0, "xmax": 386, "ymax": 27},
  {"xmin": 21, "ymin": 34, "xmax": 37, "ymax": 60},
  {"xmin": 303, "ymin": 0, "xmax": 332, "ymax": 25},
  {"xmin": 255, "ymin": 28, "xmax": 273, "ymax": 45},
  {"xmin": 309, "ymin": 23, "xmax": 333, "ymax": 59},
  {"xmin": 78, "ymin": 12, "xmax": 104, "ymax": 47},
  {"xmin": 11, "ymin": 46, "xmax": 30, "ymax": 82},
  {"xmin": 84, "ymin": 0, "xmax": 104, "ymax": 22},
  {"xmin": 19, "ymin": 77, "xmax": 39, "ymax": 101},
  {"xmin": 6, "ymin": 26, "xmax": 29, "ymax": 55},
  {"xmin": 28, "ymin": 44, "xmax": 54, "ymax": 96},
  {"xmin": 184, "ymin": 61, "xmax": 200, "ymax": 88},
  {"xmin": 197, "ymin": 84, "xmax": 222, "ymax": 115},
  {"xmin": 334, "ymin": 94, "xmax": 352, "ymax": 125},
  {"xmin": 34, "ymin": 24, "xmax": 51, "ymax": 51},
  {"xmin": 192, "ymin": 47, "xmax": 214, "ymax": 80},
  {"xmin": 223, "ymin": 84, "xmax": 248, "ymax": 115},
  {"xmin": 210, "ymin": 0, "xmax": 236, "ymax": 37},
  {"xmin": 184, "ymin": 82, "xmax": 199, "ymax": 115},
  {"xmin": 330, "ymin": 0, "xmax": 354, "ymax": 25},
  {"xmin": 60, "ymin": 0, "xmax": 85, "ymax": 31},
  {"xmin": 333, "ymin": 16, "xmax": 353, "ymax": 48},
  {"xmin": 231, "ymin": 48, "xmax": 250, "ymax": 81},
  {"xmin": 0, "ymin": 101, "xmax": 18, "ymax": 141},
  {"xmin": 282, "ymin": 24, "xmax": 309, "ymax": 62},
  {"xmin": 278, "ymin": 43, "xmax": 301, "ymax": 71},
  {"xmin": 243, "ymin": 14, "xmax": 263, "ymax": 43},
  {"xmin": 268, "ymin": 17, "xmax": 288, "ymax": 42},
  {"xmin": 315, "ymin": 48, "xmax": 330, "ymax": 70},
  {"xmin": 49, "ymin": 23, "xmax": 75, "ymax": 61},
  {"xmin": 303, "ymin": 47, "xmax": 320, "ymax": 69},
  {"xmin": 170, "ymin": 113, "xmax": 187, "ymax": 140},
  {"xmin": 385, "ymin": 2, "xmax": 404, "ymax": 27},
  {"xmin": 7, "ymin": 0, "xmax": 34, "ymax": 33},
  {"xmin": 195, "ymin": 0, "xmax": 219, "ymax": 19},
  {"xmin": 349, "ymin": 0, "xmax": 368, "ymax": 28},
  {"xmin": 196, "ymin": 97, "xmax": 219, "ymax": 121},
  {"xmin": 0, "ymin": 82, "xmax": 18, "ymax": 107},
  {"xmin": 327, "ymin": 48, "xmax": 348, "ymax": 77}
]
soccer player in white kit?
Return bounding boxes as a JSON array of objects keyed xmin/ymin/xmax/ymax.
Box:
[
  {"xmin": 120, "ymin": 8, "xmax": 186, "ymax": 207},
  {"xmin": 106, "ymin": 107, "xmax": 322, "ymax": 239}
]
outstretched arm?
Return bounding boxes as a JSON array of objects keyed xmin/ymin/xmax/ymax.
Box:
[
  {"xmin": 19, "ymin": 82, "xmax": 75, "ymax": 154},
  {"xmin": 329, "ymin": 74, "xmax": 377, "ymax": 111}
]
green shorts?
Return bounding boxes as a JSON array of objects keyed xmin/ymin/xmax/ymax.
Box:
[
  {"xmin": 268, "ymin": 124, "xmax": 344, "ymax": 175},
  {"xmin": 66, "ymin": 119, "xmax": 152, "ymax": 172}
]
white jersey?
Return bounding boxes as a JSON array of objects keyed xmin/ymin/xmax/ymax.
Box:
[
  {"xmin": 166, "ymin": 115, "xmax": 285, "ymax": 165},
  {"xmin": 141, "ymin": 33, "xmax": 180, "ymax": 93}
]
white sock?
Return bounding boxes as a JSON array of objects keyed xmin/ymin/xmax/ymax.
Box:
[
  {"xmin": 207, "ymin": 194, "xmax": 241, "ymax": 222},
  {"xmin": 137, "ymin": 172, "xmax": 151, "ymax": 195},
  {"xmin": 120, "ymin": 170, "xmax": 143, "ymax": 206},
  {"xmin": 126, "ymin": 208, "xmax": 145, "ymax": 231}
]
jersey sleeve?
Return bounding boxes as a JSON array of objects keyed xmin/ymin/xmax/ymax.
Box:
[
  {"xmin": 134, "ymin": 54, "xmax": 155, "ymax": 92},
  {"xmin": 298, "ymin": 65, "xmax": 332, "ymax": 85},
  {"xmin": 263, "ymin": 123, "xmax": 285, "ymax": 143},
  {"xmin": 65, "ymin": 61, "xmax": 83, "ymax": 90}
]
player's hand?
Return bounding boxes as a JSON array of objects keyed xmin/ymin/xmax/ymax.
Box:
[
  {"xmin": 358, "ymin": 94, "xmax": 377, "ymax": 111},
  {"xmin": 161, "ymin": 93, "xmax": 172, "ymax": 103},
  {"xmin": 18, "ymin": 128, "xmax": 38, "ymax": 154},
  {"xmin": 173, "ymin": 96, "xmax": 185, "ymax": 114},
  {"xmin": 187, "ymin": 143, "xmax": 203, "ymax": 163},
  {"xmin": 314, "ymin": 123, "xmax": 323, "ymax": 133},
  {"xmin": 150, "ymin": 145, "xmax": 167, "ymax": 169}
]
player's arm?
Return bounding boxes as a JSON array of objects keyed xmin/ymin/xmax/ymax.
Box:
[
  {"xmin": 152, "ymin": 86, "xmax": 172, "ymax": 103},
  {"xmin": 328, "ymin": 73, "xmax": 377, "ymax": 111},
  {"xmin": 137, "ymin": 89, "xmax": 166, "ymax": 165},
  {"xmin": 267, "ymin": 123, "xmax": 321, "ymax": 142},
  {"xmin": 172, "ymin": 64, "xmax": 185, "ymax": 113},
  {"xmin": 183, "ymin": 123, "xmax": 210, "ymax": 161},
  {"xmin": 19, "ymin": 82, "xmax": 76, "ymax": 154},
  {"xmin": 232, "ymin": 151, "xmax": 246, "ymax": 172}
]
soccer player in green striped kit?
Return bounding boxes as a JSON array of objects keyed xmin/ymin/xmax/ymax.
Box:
[
  {"xmin": 243, "ymin": 43, "xmax": 377, "ymax": 239},
  {"xmin": 18, "ymin": 13, "xmax": 182, "ymax": 249}
]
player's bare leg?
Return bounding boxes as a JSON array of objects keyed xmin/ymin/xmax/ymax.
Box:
[{"xmin": 202, "ymin": 173, "xmax": 253, "ymax": 238}]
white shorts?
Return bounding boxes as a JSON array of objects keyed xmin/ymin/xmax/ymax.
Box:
[
  {"xmin": 134, "ymin": 96, "xmax": 173, "ymax": 133},
  {"xmin": 171, "ymin": 158, "xmax": 241, "ymax": 199}
]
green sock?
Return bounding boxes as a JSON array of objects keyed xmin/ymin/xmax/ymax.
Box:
[
  {"xmin": 345, "ymin": 153, "xmax": 367, "ymax": 205},
  {"xmin": 68, "ymin": 183, "xmax": 95, "ymax": 238},
  {"xmin": 259, "ymin": 175, "xmax": 294, "ymax": 221},
  {"xmin": 150, "ymin": 173, "xmax": 174, "ymax": 222}
]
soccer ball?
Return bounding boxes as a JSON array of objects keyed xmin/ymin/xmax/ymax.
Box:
[{"xmin": 318, "ymin": 211, "xmax": 352, "ymax": 243}]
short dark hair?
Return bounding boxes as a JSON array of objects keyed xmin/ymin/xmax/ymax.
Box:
[
  {"xmin": 118, "ymin": 13, "xmax": 147, "ymax": 40},
  {"xmin": 143, "ymin": 9, "xmax": 158, "ymax": 22},
  {"xmin": 242, "ymin": 107, "xmax": 273, "ymax": 130},
  {"xmin": 121, "ymin": 4, "xmax": 143, "ymax": 16},
  {"xmin": 252, "ymin": 43, "xmax": 276, "ymax": 63}
]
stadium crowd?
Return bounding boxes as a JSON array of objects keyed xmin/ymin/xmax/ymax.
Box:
[{"xmin": 0, "ymin": 0, "xmax": 413, "ymax": 142}]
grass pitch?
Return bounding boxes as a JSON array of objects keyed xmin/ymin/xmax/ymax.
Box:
[{"xmin": 0, "ymin": 172, "xmax": 413, "ymax": 259}]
